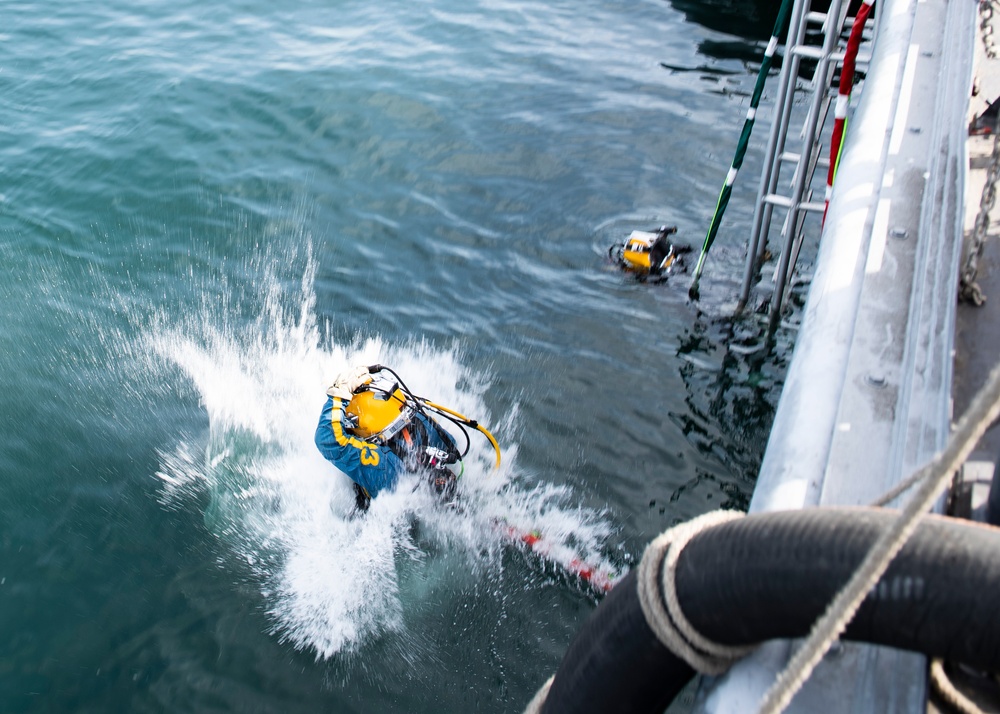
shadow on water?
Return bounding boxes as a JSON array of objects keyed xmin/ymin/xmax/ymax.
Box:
[
  {"xmin": 665, "ymin": 0, "xmax": 865, "ymax": 76},
  {"xmin": 667, "ymin": 0, "xmax": 780, "ymax": 40},
  {"xmin": 663, "ymin": 309, "xmax": 793, "ymax": 517},
  {"xmin": 668, "ymin": 0, "xmax": 861, "ymax": 40},
  {"xmin": 656, "ymin": 0, "xmax": 786, "ymax": 96}
]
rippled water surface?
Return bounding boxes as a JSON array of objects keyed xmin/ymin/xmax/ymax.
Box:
[{"xmin": 0, "ymin": 1, "xmax": 796, "ymax": 711}]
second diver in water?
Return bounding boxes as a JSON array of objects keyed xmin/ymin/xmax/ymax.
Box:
[{"xmin": 608, "ymin": 225, "xmax": 692, "ymax": 279}]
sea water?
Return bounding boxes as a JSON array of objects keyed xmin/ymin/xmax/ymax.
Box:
[{"xmin": 0, "ymin": 0, "xmax": 796, "ymax": 711}]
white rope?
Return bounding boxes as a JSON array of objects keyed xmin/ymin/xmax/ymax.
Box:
[
  {"xmin": 637, "ymin": 509, "xmax": 753, "ymax": 675},
  {"xmin": 522, "ymin": 675, "xmax": 554, "ymax": 714},
  {"xmin": 757, "ymin": 362, "xmax": 1000, "ymax": 714},
  {"xmin": 522, "ymin": 510, "xmax": 750, "ymax": 713},
  {"xmin": 929, "ymin": 659, "xmax": 988, "ymax": 714},
  {"xmin": 521, "ymin": 362, "xmax": 1000, "ymax": 714}
]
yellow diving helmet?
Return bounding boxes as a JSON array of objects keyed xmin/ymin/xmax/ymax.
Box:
[
  {"xmin": 621, "ymin": 231, "xmax": 655, "ymax": 271},
  {"xmin": 345, "ymin": 386, "xmax": 414, "ymax": 442},
  {"xmin": 623, "ymin": 230, "xmax": 677, "ymax": 273},
  {"xmin": 609, "ymin": 226, "xmax": 682, "ymax": 276}
]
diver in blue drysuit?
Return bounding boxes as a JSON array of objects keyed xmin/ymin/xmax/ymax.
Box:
[{"xmin": 315, "ymin": 365, "xmax": 458, "ymax": 511}]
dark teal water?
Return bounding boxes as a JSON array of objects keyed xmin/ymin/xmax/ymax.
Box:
[{"xmin": 0, "ymin": 1, "xmax": 793, "ymax": 711}]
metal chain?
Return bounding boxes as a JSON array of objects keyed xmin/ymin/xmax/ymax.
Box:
[
  {"xmin": 960, "ymin": 104, "xmax": 1000, "ymax": 306},
  {"xmin": 982, "ymin": 0, "xmax": 998, "ymax": 60}
]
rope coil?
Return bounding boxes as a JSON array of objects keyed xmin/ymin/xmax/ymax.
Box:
[{"xmin": 637, "ymin": 510, "xmax": 753, "ymax": 675}]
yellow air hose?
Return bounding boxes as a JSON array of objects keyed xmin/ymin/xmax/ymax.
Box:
[{"xmin": 422, "ymin": 399, "xmax": 502, "ymax": 469}]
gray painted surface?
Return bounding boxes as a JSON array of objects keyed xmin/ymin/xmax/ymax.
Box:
[{"xmin": 694, "ymin": 0, "xmax": 978, "ymax": 710}]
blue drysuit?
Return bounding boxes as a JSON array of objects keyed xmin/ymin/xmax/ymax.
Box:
[{"xmin": 315, "ymin": 395, "xmax": 457, "ymax": 499}]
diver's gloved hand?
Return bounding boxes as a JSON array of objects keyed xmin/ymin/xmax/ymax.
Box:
[
  {"xmin": 327, "ymin": 364, "xmax": 373, "ymax": 400},
  {"xmin": 421, "ymin": 447, "xmax": 458, "ymax": 501}
]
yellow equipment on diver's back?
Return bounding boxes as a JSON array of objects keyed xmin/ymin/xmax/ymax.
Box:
[
  {"xmin": 608, "ymin": 225, "xmax": 689, "ymax": 278},
  {"xmin": 620, "ymin": 230, "xmax": 676, "ymax": 274}
]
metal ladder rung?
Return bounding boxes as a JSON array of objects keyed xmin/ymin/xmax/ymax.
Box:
[
  {"xmin": 791, "ymin": 45, "xmax": 827, "ymax": 61},
  {"xmin": 791, "ymin": 45, "xmax": 874, "ymax": 67},
  {"xmin": 807, "ymin": 11, "xmax": 867, "ymax": 28},
  {"xmin": 739, "ymin": 0, "xmax": 877, "ymax": 322},
  {"xmin": 791, "ymin": 46, "xmax": 853, "ymax": 65},
  {"xmin": 761, "ymin": 196, "xmax": 828, "ymax": 214},
  {"xmin": 780, "ymin": 151, "xmax": 831, "ymax": 169},
  {"xmin": 854, "ymin": 52, "xmax": 873, "ymax": 66}
]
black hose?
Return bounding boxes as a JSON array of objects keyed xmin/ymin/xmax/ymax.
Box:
[
  {"xmin": 425, "ymin": 407, "xmax": 471, "ymax": 457},
  {"xmin": 541, "ymin": 568, "xmax": 694, "ymax": 714},
  {"xmin": 540, "ymin": 508, "xmax": 1000, "ymax": 714},
  {"xmin": 374, "ymin": 365, "xmax": 470, "ymax": 458}
]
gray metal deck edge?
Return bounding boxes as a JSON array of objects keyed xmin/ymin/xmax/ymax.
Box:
[{"xmin": 693, "ymin": 0, "xmax": 977, "ymax": 710}]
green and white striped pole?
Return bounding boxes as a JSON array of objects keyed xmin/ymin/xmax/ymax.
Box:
[{"xmin": 689, "ymin": 0, "xmax": 793, "ymax": 300}]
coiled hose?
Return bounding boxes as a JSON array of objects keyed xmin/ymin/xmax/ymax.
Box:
[{"xmin": 539, "ymin": 508, "xmax": 1000, "ymax": 714}]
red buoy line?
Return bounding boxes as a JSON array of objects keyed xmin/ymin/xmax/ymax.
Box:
[{"xmin": 495, "ymin": 521, "xmax": 618, "ymax": 593}]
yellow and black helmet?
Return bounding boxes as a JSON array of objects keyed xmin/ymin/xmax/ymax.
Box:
[
  {"xmin": 609, "ymin": 226, "xmax": 681, "ymax": 276},
  {"xmin": 345, "ymin": 386, "xmax": 414, "ymax": 442}
]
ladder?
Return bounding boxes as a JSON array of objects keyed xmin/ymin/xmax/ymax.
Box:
[{"xmin": 738, "ymin": 0, "xmax": 878, "ymax": 331}]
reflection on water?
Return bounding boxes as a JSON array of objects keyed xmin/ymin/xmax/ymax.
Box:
[
  {"xmin": 656, "ymin": 0, "xmax": 784, "ymax": 107},
  {"xmin": 668, "ymin": 312, "xmax": 792, "ymax": 517}
]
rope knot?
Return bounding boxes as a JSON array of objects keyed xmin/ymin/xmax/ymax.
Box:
[{"xmin": 637, "ymin": 510, "xmax": 754, "ymax": 675}]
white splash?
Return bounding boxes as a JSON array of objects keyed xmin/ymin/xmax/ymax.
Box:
[{"xmin": 148, "ymin": 251, "xmax": 619, "ymax": 658}]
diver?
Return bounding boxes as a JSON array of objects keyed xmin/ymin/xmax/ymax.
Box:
[
  {"xmin": 648, "ymin": 225, "xmax": 679, "ymax": 276},
  {"xmin": 608, "ymin": 225, "xmax": 691, "ymax": 279},
  {"xmin": 314, "ymin": 364, "xmax": 462, "ymax": 512}
]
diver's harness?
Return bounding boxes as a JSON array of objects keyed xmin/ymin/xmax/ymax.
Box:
[{"xmin": 345, "ymin": 365, "xmax": 501, "ymax": 501}]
